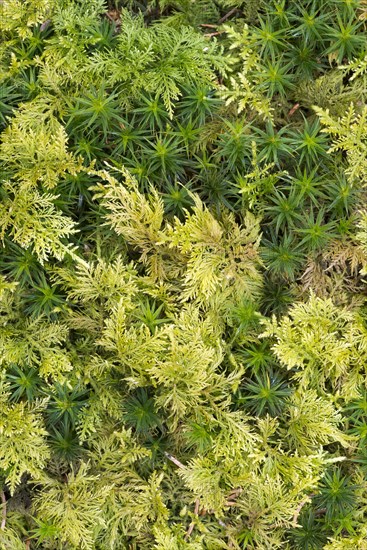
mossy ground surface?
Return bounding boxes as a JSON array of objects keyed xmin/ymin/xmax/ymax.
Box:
[{"xmin": 1, "ymin": 1, "xmax": 367, "ymax": 548}]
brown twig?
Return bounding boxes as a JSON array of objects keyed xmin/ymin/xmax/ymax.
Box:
[
  {"xmin": 218, "ymin": 8, "xmax": 240, "ymax": 24},
  {"xmin": 199, "ymin": 23, "xmax": 218, "ymax": 29},
  {"xmin": 292, "ymin": 494, "xmax": 315, "ymax": 526},
  {"xmin": 40, "ymin": 19, "xmax": 51, "ymax": 32},
  {"xmin": 1, "ymin": 491, "xmax": 6, "ymax": 531},
  {"xmin": 105, "ymin": 9, "xmax": 121, "ymax": 27},
  {"xmin": 315, "ymin": 507, "xmax": 327, "ymax": 517},
  {"xmin": 227, "ymin": 488, "xmax": 242, "ymax": 500},
  {"xmin": 204, "ymin": 31, "xmax": 225, "ymax": 38},
  {"xmin": 288, "ymin": 103, "xmax": 300, "ymax": 117},
  {"xmin": 164, "ymin": 452, "xmax": 185, "ymax": 469},
  {"xmin": 225, "ymin": 487, "xmax": 242, "ymax": 507},
  {"xmin": 185, "ymin": 499, "xmax": 200, "ymax": 540}
]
